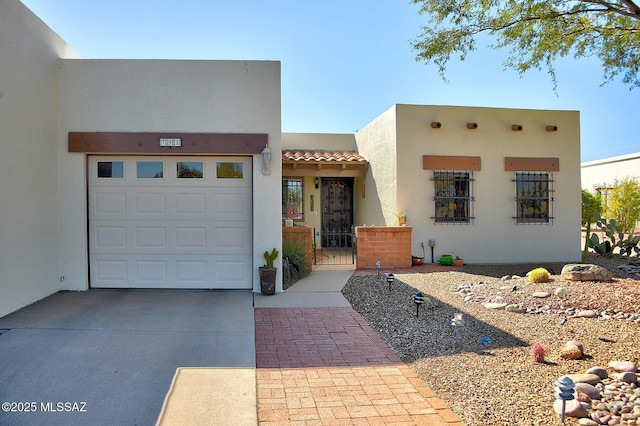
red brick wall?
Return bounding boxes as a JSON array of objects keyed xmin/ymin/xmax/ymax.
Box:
[
  {"xmin": 282, "ymin": 226, "xmax": 313, "ymax": 272},
  {"xmin": 355, "ymin": 226, "xmax": 412, "ymax": 269}
]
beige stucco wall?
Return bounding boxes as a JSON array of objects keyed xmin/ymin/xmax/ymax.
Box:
[
  {"xmin": 354, "ymin": 106, "xmax": 398, "ymax": 227},
  {"xmin": 282, "ymin": 133, "xmax": 356, "ymax": 151},
  {"xmin": 0, "ymin": 0, "xmax": 80, "ymax": 317},
  {"xmin": 357, "ymin": 104, "xmax": 581, "ymax": 264},
  {"xmin": 58, "ymin": 59, "xmax": 282, "ymax": 293},
  {"xmin": 581, "ymin": 153, "xmax": 640, "ymax": 192}
]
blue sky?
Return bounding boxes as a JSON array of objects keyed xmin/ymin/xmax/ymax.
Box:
[{"xmin": 22, "ymin": 0, "xmax": 639, "ymax": 162}]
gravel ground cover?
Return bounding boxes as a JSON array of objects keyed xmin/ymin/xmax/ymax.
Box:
[{"xmin": 341, "ymin": 254, "xmax": 640, "ymax": 426}]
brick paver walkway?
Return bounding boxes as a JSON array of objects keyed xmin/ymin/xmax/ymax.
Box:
[{"xmin": 255, "ymin": 307, "xmax": 464, "ymax": 425}]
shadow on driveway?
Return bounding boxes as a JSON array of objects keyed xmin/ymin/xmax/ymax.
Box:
[{"xmin": 0, "ymin": 289, "xmax": 254, "ymax": 426}]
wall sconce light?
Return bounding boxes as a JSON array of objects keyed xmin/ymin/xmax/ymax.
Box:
[
  {"xmin": 511, "ymin": 124, "xmax": 523, "ymax": 131},
  {"xmin": 261, "ymin": 143, "xmax": 271, "ymax": 175},
  {"xmin": 546, "ymin": 125, "xmax": 558, "ymax": 132},
  {"xmin": 431, "ymin": 121, "xmax": 442, "ymax": 129},
  {"xmin": 467, "ymin": 122, "xmax": 478, "ymax": 129},
  {"xmin": 314, "ymin": 177, "xmax": 319, "ymax": 189}
]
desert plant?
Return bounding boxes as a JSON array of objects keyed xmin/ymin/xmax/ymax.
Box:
[
  {"xmin": 606, "ymin": 177, "xmax": 640, "ymax": 233},
  {"xmin": 528, "ymin": 268, "xmax": 550, "ymax": 283},
  {"xmin": 589, "ymin": 213, "xmax": 640, "ymax": 257},
  {"xmin": 263, "ymin": 248, "xmax": 279, "ymax": 269},
  {"xmin": 582, "ymin": 189, "xmax": 602, "ymax": 262},
  {"xmin": 282, "ymin": 241, "xmax": 309, "ymax": 288},
  {"xmin": 531, "ymin": 342, "xmax": 546, "ymax": 363}
]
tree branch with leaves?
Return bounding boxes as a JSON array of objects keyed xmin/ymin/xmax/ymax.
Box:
[{"xmin": 411, "ymin": 0, "xmax": 640, "ymax": 89}]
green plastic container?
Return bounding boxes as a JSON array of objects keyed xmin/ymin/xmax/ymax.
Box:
[{"xmin": 439, "ymin": 255, "xmax": 453, "ymax": 266}]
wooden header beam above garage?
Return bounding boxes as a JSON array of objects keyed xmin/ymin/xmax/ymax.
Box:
[{"xmin": 69, "ymin": 132, "xmax": 268, "ymax": 154}]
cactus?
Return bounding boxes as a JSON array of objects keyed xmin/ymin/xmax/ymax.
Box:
[
  {"xmin": 589, "ymin": 213, "xmax": 640, "ymax": 256},
  {"xmin": 263, "ymin": 248, "xmax": 279, "ymax": 269},
  {"xmin": 528, "ymin": 267, "xmax": 550, "ymax": 283},
  {"xmin": 531, "ymin": 342, "xmax": 546, "ymax": 363}
]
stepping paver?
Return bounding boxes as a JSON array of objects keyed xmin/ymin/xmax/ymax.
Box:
[{"xmin": 255, "ymin": 306, "xmax": 464, "ymax": 425}]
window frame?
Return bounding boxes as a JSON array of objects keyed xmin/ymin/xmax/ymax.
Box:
[
  {"xmin": 432, "ymin": 170, "xmax": 474, "ymax": 224},
  {"xmin": 282, "ymin": 178, "xmax": 304, "ymax": 222},
  {"xmin": 513, "ymin": 171, "xmax": 554, "ymax": 224}
]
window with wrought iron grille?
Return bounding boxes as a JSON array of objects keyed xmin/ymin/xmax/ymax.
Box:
[
  {"xmin": 282, "ymin": 178, "xmax": 304, "ymax": 221},
  {"xmin": 432, "ymin": 171, "xmax": 474, "ymax": 223},
  {"xmin": 514, "ymin": 172, "xmax": 554, "ymax": 224}
]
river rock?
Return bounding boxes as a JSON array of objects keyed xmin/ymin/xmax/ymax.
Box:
[
  {"xmin": 554, "ymin": 399, "xmax": 589, "ymax": 418},
  {"xmin": 561, "ymin": 264, "xmax": 612, "ymax": 281},
  {"xmin": 533, "ymin": 291, "xmax": 551, "ymax": 298},
  {"xmin": 561, "ymin": 344, "xmax": 583, "ymax": 360},
  {"xmin": 505, "ymin": 303, "xmax": 526, "ymax": 313},
  {"xmin": 577, "ymin": 310, "xmax": 599, "ymax": 318},
  {"xmin": 586, "ymin": 366, "xmax": 608, "ymax": 380},
  {"xmin": 575, "ymin": 382, "xmax": 601, "ymax": 400},
  {"xmin": 567, "ymin": 373, "xmax": 602, "ymax": 385},
  {"xmin": 578, "ymin": 418, "xmax": 599, "ymax": 426},
  {"xmin": 613, "ymin": 372, "xmax": 638, "ymax": 384},
  {"xmin": 484, "ymin": 302, "xmax": 507, "ymax": 310},
  {"xmin": 608, "ymin": 361, "xmax": 638, "ymax": 373}
]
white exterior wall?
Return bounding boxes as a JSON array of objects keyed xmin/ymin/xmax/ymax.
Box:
[
  {"xmin": 58, "ymin": 59, "xmax": 282, "ymax": 293},
  {"xmin": 0, "ymin": 1, "xmax": 80, "ymax": 317},
  {"xmin": 358, "ymin": 104, "xmax": 581, "ymax": 264},
  {"xmin": 581, "ymin": 153, "xmax": 640, "ymax": 192}
]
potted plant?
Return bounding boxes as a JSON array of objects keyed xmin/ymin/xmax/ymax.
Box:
[
  {"xmin": 394, "ymin": 210, "xmax": 407, "ymax": 226},
  {"xmin": 412, "ymin": 242, "xmax": 425, "ymax": 266},
  {"xmin": 452, "ymin": 256, "xmax": 464, "ymax": 267},
  {"xmin": 259, "ymin": 248, "xmax": 279, "ymax": 295}
]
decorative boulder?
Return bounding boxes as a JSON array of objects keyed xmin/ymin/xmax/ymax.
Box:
[
  {"xmin": 560, "ymin": 344, "xmax": 583, "ymax": 360},
  {"xmin": 561, "ymin": 264, "xmax": 612, "ymax": 282}
]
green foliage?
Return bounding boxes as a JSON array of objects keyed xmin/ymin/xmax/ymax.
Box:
[
  {"xmin": 282, "ymin": 241, "xmax": 309, "ymax": 288},
  {"xmin": 528, "ymin": 268, "xmax": 550, "ymax": 283},
  {"xmin": 411, "ymin": 0, "xmax": 640, "ymax": 89},
  {"xmin": 589, "ymin": 213, "xmax": 640, "ymax": 257},
  {"xmin": 582, "ymin": 190, "xmax": 602, "ymax": 262},
  {"xmin": 606, "ymin": 177, "xmax": 640, "ymax": 233},
  {"xmin": 263, "ymin": 248, "xmax": 279, "ymax": 269}
]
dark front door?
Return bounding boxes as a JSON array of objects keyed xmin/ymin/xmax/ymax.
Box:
[{"xmin": 321, "ymin": 178, "xmax": 353, "ymax": 247}]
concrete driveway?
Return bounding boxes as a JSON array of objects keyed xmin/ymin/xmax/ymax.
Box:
[{"xmin": 0, "ymin": 289, "xmax": 255, "ymax": 426}]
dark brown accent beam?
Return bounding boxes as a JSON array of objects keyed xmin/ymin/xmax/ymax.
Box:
[
  {"xmin": 69, "ymin": 132, "xmax": 268, "ymax": 154},
  {"xmin": 422, "ymin": 155, "xmax": 481, "ymax": 171},
  {"xmin": 504, "ymin": 157, "xmax": 560, "ymax": 171}
]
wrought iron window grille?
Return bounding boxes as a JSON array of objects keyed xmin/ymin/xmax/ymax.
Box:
[{"xmin": 431, "ymin": 170, "xmax": 475, "ymax": 224}]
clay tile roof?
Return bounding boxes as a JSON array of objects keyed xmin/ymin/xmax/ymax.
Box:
[{"xmin": 282, "ymin": 150, "xmax": 367, "ymax": 163}]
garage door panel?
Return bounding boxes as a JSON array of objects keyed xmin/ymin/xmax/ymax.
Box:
[
  {"xmin": 89, "ymin": 156, "xmax": 253, "ymax": 289},
  {"xmin": 135, "ymin": 192, "xmax": 167, "ymax": 214}
]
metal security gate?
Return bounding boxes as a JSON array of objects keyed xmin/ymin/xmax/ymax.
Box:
[{"xmin": 313, "ymin": 227, "xmax": 356, "ymax": 265}]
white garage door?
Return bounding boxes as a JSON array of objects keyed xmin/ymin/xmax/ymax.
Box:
[{"xmin": 88, "ymin": 156, "xmax": 252, "ymax": 289}]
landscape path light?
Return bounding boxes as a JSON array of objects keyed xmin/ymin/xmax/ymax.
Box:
[
  {"xmin": 555, "ymin": 376, "xmax": 575, "ymax": 424},
  {"xmin": 386, "ymin": 273, "xmax": 394, "ymax": 291},
  {"xmin": 376, "ymin": 261, "xmax": 381, "ymax": 279},
  {"xmin": 452, "ymin": 313, "xmax": 464, "ymax": 346},
  {"xmin": 413, "ymin": 292, "xmax": 424, "ymax": 317}
]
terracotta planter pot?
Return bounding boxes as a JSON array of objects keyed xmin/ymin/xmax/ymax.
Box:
[
  {"xmin": 452, "ymin": 259, "xmax": 464, "ymax": 267},
  {"xmin": 412, "ymin": 256, "xmax": 424, "ymax": 266}
]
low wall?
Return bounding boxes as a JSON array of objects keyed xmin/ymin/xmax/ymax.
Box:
[
  {"xmin": 282, "ymin": 226, "xmax": 313, "ymax": 272},
  {"xmin": 355, "ymin": 226, "xmax": 412, "ymax": 269}
]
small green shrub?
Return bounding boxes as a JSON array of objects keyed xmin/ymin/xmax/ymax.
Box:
[
  {"xmin": 282, "ymin": 241, "xmax": 309, "ymax": 289},
  {"xmin": 528, "ymin": 268, "xmax": 550, "ymax": 283}
]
